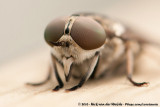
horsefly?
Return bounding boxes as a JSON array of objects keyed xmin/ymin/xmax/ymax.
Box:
[{"xmin": 27, "ymin": 12, "xmax": 149, "ymax": 91}]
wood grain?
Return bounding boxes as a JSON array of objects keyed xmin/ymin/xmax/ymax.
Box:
[{"xmin": 0, "ymin": 45, "xmax": 160, "ymax": 107}]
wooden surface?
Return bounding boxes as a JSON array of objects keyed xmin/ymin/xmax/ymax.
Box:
[{"xmin": 0, "ymin": 45, "xmax": 160, "ymax": 107}]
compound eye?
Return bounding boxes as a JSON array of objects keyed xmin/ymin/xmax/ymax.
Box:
[
  {"xmin": 71, "ymin": 17, "xmax": 106, "ymax": 50},
  {"xmin": 44, "ymin": 17, "xmax": 67, "ymax": 46}
]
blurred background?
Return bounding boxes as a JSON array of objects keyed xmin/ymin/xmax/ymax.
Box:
[{"xmin": 0, "ymin": 0, "xmax": 160, "ymax": 65}]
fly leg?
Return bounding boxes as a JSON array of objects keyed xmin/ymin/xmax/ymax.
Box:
[
  {"xmin": 26, "ymin": 67, "xmax": 51, "ymax": 86},
  {"xmin": 26, "ymin": 53, "xmax": 64, "ymax": 91},
  {"xmin": 126, "ymin": 41, "xmax": 149, "ymax": 86},
  {"xmin": 51, "ymin": 54, "xmax": 64, "ymax": 91},
  {"xmin": 66, "ymin": 52, "xmax": 100, "ymax": 91}
]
